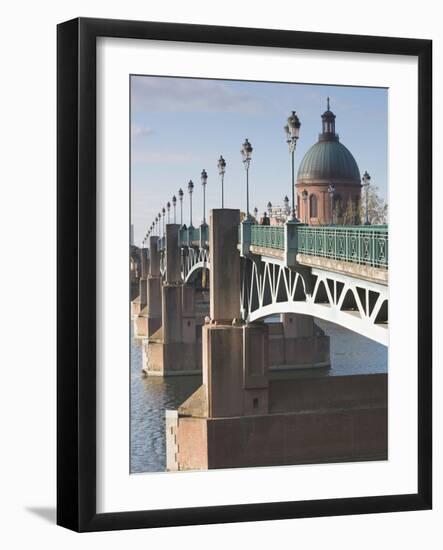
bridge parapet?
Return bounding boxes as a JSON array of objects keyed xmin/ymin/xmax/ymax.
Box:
[
  {"xmin": 178, "ymin": 225, "xmax": 209, "ymax": 248},
  {"xmin": 245, "ymin": 223, "xmax": 388, "ymax": 269}
]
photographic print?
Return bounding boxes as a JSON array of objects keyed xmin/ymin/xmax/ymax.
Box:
[
  {"xmin": 57, "ymin": 18, "xmax": 431, "ymax": 531},
  {"xmin": 130, "ymin": 76, "xmax": 388, "ymax": 473}
]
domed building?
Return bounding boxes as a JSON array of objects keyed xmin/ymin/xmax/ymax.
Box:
[{"xmin": 296, "ymin": 99, "xmax": 361, "ymax": 225}]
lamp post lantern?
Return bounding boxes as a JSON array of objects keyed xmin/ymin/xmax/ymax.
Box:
[
  {"xmin": 283, "ymin": 195, "xmax": 290, "ymax": 218},
  {"xmin": 217, "ymin": 155, "xmax": 226, "ymax": 208},
  {"xmin": 162, "ymin": 207, "xmax": 165, "ymax": 237},
  {"xmin": 166, "ymin": 201, "xmax": 171, "ymax": 224},
  {"xmin": 172, "ymin": 195, "xmax": 177, "ymax": 224},
  {"xmin": 327, "ymin": 183, "xmax": 336, "ymax": 225},
  {"xmin": 267, "ymin": 201, "xmax": 272, "ymax": 217},
  {"xmin": 188, "ymin": 180, "xmax": 194, "ymax": 227},
  {"xmin": 254, "ymin": 206, "xmax": 258, "ymax": 221},
  {"xmin": 362, "ymin": 170, "xmax": 371, "ymax": 225},
  {"xmin": 302, "ymin": 189, "xmax": 308, "ymax": 224},
  {"xmin": 240, "ymin": 138, "xmax": 253, "ymax": 219},
  {"xmin": 178, "ymin": 188, "xmax": 184, "ymax": 226},
  {"xmin": 201, "ymin": 169, "xmax": 208, "ymax": 225},
  {"xmin": 284, "ymin": 110, "xmax": 301, "ymax": 221}
]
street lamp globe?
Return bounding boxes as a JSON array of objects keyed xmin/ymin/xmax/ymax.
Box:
[
  {"xmin": 284, "ymin": 110, "xmax": 301, "ymax": 221},
  {"xmin": 241, "ymin": 138, "xmax": 253, "ymax": 164},
  {"xmin": 217, "ymin": 155, "xmax": 226, "ymax": 209},
  {"xmin": 284, "ymin": 195, "xmax": 290, "ymax": 215},
  {"xmin": 218, "ymin": 155, "xmax": 226, "ymax": 175},
  {"xmin": 362, "ymin": 170, "xmax": 371, "ymax": 225},
  {"xmin": 302, "ymin": 189, "xmax": 308, "ymax": 224},
  {"xmin": 328, "ymin": 184, "xmax": 336, "ymax": 225},
  {"xmin": 286, "ymin": 110, "xmax": 301, "ymax": 140},
  {"xmin": 201, "ymin": 169, "xmax": 208, "ymax": 185},
  {"xmin": 178, "ymin": 188, "xmax": 184, "ymax": 226},
  {"xmin": 172, "ymin": 195, "xmax": 177, "ymax": 224},
  {"xmin": 240, "ymin": 139, "xmax": 253, "ymax": 219},
  {"xmin": 188, "ymin": 180, "xmax": 194, "ymax": 227},
  {"xmin": 201, "ymin": 169, "xmax": 208, "ymax": 225}
]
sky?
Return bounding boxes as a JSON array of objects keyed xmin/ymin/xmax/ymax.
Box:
[{"xmin": 131, "ymin": 75, "xmax": 388, "ymax": 246}]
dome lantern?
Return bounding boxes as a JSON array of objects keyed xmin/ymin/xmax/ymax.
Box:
[{"xmin": 320, "ymin": 96, "xmax": 338, "ymax": 141}]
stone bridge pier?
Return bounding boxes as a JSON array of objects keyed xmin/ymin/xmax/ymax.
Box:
[
  {"xmin": 130, "ymin": 246, "xmax": 148, "ymax": 320},
  {"xmin": 142, "ymin": 224, "xmax": 209, "ymax": 376},
  {"xmin": 133, "ymin": 236, "xmax": 162, "ymax": 339},
  {"xmin": 166, "ymin": 210, "xmax": 387, "ymax": 471}
]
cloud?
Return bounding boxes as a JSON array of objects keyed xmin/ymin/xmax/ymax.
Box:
[
  {"xmin": 131, "ymin": 76, "xmax": 265, "ymax": 114},
  {"xmin": 132, "ymin": 149, "xmax": 198, "ymax": 164},
  {"xmin": 131, "ymin": 124, "xmax": 154, "ymax": 139}
]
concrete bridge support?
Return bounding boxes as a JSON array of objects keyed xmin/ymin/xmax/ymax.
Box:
[
  {"xmin": 134, "ymin": 237, "xmax": 162, "ymax": 339},
  {"xmin": 143, "ymin": 225, "xmax": 208, "ymax": 375},
  {"xmin": 130, "ymin": 247, "xmax": 148, "ymax": 319},
  {"xmin": 166, "ymin": 210, "xmax": 387, "ymax": 471},
  {"xmin": 267, "ymin": 313, "xmax": 330, "ymax": 370}
]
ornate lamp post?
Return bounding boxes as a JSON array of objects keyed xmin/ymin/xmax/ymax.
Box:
[
  {"xmin": 254, "ymin": 206, "xmax": 258, "ymax": 222},
  {"xmin": 283, "ymin": 195, "xmax": 290, "ymax": 218},
  {"xmin": 172, "ymin": 195, "xmax": 177, "ymax": 224},
  {"xmin": 201, "ymin": 169, "xmax": 208, "ymax": 225},
  {"xmin": 284, "ymin": 110, "xmax": 301, "ymax": 221},
  {"xmin": 328, "ymin": 183, "xmax": 335, "ymax": 225},
  {"xmin": 362, "ymin": 170, "xmax": 371, "ymax": 225},
  {"xmin": 166, "ymin": 201, "xmax": 171, "ymax": 224},
  {"xmin": 155, "ymin": 215, "xmax": 159, "ymax": 236},
  {"xmin": 302, "ymin": 189, "xmax": 308, "ymax": 224},
  {"xmin": 267, "ymin": 201, "xmax": 272, "ymax": 217},
  {"xmin": 162, "ymin": 207, "xmax": 166, "ymax": 237},
  {"xmin": 178, "ymin": 188, "xmax": 184, "ymax": 226},
  {"xmin": 240, "ymin": 138, "xmax": 253, "ymax": 219},
  {"xmin": 188, "ymin": 180, "xmax": 194, "ymax": 227},
  {"xmin": 217, "ymin": 155, "xmax": 226, "ymax": 208}
]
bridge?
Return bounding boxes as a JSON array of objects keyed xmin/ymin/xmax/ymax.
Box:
[
  {"xmin": 156, "ymin": 217, "xmax": 388, "ymax": 345},
  {"xmin": 132, "ymin": 210, "xmax": 388, "ymax": 471}
]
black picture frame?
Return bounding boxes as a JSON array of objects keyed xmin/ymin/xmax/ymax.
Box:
[{"xmin": 57, "ymin": 17, "xmax": 432, "ymax": 532}]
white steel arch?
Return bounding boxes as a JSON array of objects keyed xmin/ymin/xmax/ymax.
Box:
[
  {"xmin": 178, "ymin": 245, "xmax": 389, "ymax": 345},
  {"xmin": 241, "ymin": 257, "xmax": 388, "ymax": 346},
  {"xmin": 181, "ymin": 247, "xmax": 210, "ymax": 282}
]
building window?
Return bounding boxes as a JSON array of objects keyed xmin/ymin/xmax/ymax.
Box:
[{"xmin": 309, "ymin": 194, "xmax": 318, "ymax": 218}]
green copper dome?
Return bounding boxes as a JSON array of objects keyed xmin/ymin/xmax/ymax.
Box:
[
  {"xmin": 297, "ymin": 140, "xmax": 360, "ymax": 183},
  {"xmin": 297, "ymin": 98, "xmax": 360, "ymax": 185}
]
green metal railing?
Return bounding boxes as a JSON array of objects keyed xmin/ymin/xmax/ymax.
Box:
[
  {"xmin": 297, "ymin": 225, "xmax": 388, "ymax": 268},
  {"xmin": 177, "ymin": 222, "xmax": 388, "ymax": 269},
  {"xmin": 250, "ymin": 224, "xmax": 285, "ymax": 250},
  {"xmin": 178, "ymin": 226, "xmax": 204, "ymax": 247}
]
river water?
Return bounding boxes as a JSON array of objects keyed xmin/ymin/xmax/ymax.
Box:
[{"xmin": 130, "ymin": 319, "xmax": 387, "ymax": 473}]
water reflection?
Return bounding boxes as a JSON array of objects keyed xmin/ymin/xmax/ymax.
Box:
[
  {"xmin": 130, "ymin": 319, "xmax": 387, "ymax": 473},
  {"xmin": 130, "ymin": 336, "xmax": 201, "ymax": 473}
]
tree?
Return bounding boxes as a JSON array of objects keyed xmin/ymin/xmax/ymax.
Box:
[
  {"xmin": 333, "ymin": 197, "xmax": 360, "ymax": 225},
  {"xmin": 360, "ymin": 185, "xmax": 388, "ymax": 225}
]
